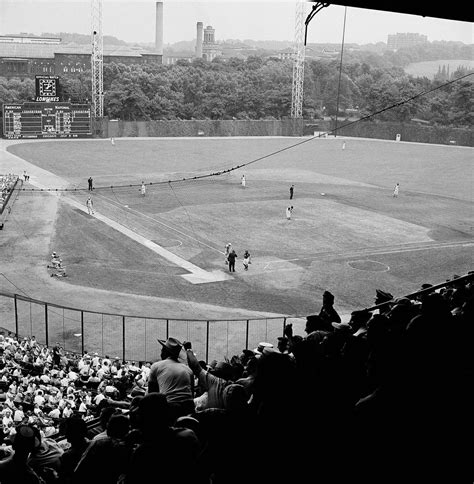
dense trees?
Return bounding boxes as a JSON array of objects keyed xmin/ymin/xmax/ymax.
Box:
[{"xmin": 0, "ymin": 42, "xmax": 471, "ymax": 127}]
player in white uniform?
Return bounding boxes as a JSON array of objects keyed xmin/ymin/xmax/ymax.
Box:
[
  {"xmin": 286, "ymin": 206, "xmax": 293, "ymax": 220},
  {"xmin": 241, "ymin": 175, "xmax": 246, "ymax": 188},
  {"xmin": 86, "ymin": 197, "xmax": 94, "ymax": 215},
  {"xmin": 243, "ymin": 250, "xmax": 251, "ymax": 271},
  {"xmin": 141, "ymin": 182, "xmax": 146, "ymax": 197},
  {"xmin": 393, "ymin": 183, "xmax": 400, "ymax": 197},
  {"xmin": 224, "ymin": 243, "xmax": 232, "ymax": 264}
]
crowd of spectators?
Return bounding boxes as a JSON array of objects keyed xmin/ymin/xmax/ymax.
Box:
[
  {"xmin": 0, "ymin": 174, "xmax": 18, "ymax": 207},
  {"xmin": 0, "ymin": 274, "xmax": 472, "ymax": 483}
]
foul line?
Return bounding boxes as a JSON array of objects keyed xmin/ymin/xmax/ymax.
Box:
[
  {"xmin": 262, "ymin": 240, "xmax": 474, "ymax": 270},
  {"xmin": 93, "ymin": 191, "xmax": 225, "ymax": 255}
]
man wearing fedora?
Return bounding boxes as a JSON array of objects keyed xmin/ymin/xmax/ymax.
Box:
[{"xmin": 148, "ymin": 337, "xmax": 195, "ymax": 422}]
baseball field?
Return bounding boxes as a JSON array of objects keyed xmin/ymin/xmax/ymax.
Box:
[{"xmin": 0, "ymin": 135, "xmax": 472, "ymax": 359}]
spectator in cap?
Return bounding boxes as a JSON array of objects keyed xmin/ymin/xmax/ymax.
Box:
[
  {"xmin": 416, "ymin": 283, "xmax": 434, "ymax": 304},
  {"xmin": 183, "ymin": 341, "xmax": 233, "ymax": 410},
  {"xmin": 235, "ymin": 354, "xmax": 258, "ymax": 399},
  {"xmin": 319, "ymin": 290, "xmax": 342, "ymax": 327},
  {"xmin": 375, "ymin": 289, "xmax": 394, "ymax": 315},
  {"xmin": 27, "ymin": 425, "xmax": 63, "ymax": 481},
  {"xmin": 252, "ymin": 341, "xmax": 274, "ymax": 358},
  {"xmin": 147, "ymin": 337, "xmax": 195, "ymax": 422},
  {"xmin": 0, "ymin": 424, "xmax": 43, "ymax": 484}
]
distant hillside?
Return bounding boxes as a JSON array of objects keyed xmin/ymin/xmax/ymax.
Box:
[{"xmin": 405, "ymin": 59, "xmax": 474, "ymax": 78}]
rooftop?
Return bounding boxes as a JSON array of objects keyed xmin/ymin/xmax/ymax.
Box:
[{"xmin": 0, "ymin": 41, "xmax": 159, "ymax": 59}]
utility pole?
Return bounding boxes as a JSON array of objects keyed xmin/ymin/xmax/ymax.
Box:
[{"xmin": 91, "ymin": 0, "xmax": 104, "ymax": 119}]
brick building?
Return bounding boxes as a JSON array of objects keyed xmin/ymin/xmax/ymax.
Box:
[{"xmin": 0, "ymin": 35, "xmax": 162, "ymax": 78}]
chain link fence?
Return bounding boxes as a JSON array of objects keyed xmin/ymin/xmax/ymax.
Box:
[{"xmin": 0, "ymin": 292, "xmax": 307, "ymax": 362}]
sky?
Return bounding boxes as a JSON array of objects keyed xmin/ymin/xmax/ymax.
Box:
[{"xmin": 0, "ymin": 0, "xmax": 472, "ymax": 46}]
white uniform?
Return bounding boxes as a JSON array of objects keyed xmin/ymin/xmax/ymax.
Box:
[
  {"xmin": 141, "ymin": 184, "xmax": 146, "ymax": 196},
  {"xmin": 286, "ymin": 207, "xmax": 292, "ymax": 220},
  {"xmin": 111, "ymin": 137, "xmax": 115, "ymax": 145},
  {"xmin": 241, "ymin": 175, "xmax": 246, "ymax": 187},
  {"xmin": 225, "ymin": 243, "xmax": 232, "ymax": 264},
  {"xmin": 86, "ymin": 198, "xmax": 94, "ymax": 215},
  {"xmin": 393, "ymin": 184, "xmax": 399, "ymax": 197}
]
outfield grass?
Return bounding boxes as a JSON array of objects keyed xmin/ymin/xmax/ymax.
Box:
[{"xmin": 2, "ymin": 136, "xmax": 473, "ymax": 358}]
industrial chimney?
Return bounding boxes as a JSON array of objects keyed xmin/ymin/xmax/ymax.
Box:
[
  {"xmin": 155, "ymin": 2, "xmax": 163, "ymax": 55},
  {"xmin": 196, "ymin": 22, "xmax": 203, "ymax": 58}
]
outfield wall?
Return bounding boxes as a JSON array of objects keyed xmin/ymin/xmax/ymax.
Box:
[
  {"xmin": 105, "ymin": 118, "xmax": 304, "ymax": 139},
  {"xmin": 100, "ymin": 118, "xmax": 473, "ymax": 146},
  {"xmin": 335, "ymin": 121, "xmax": 473, "ymax": 146}
]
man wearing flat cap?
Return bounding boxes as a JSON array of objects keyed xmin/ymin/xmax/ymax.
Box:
[
  {"xmin": 148, "ymin": 337, "xmax": 195, "ymax": 422},
  {"xmin": 319, "ymin": 290, "xmax": 341, "ymax": 328},
  {"xmin": 375, "ymin": 289, "xmax": 393, "ymax": 315}
]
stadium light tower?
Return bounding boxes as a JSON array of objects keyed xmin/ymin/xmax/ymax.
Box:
[
  {"xmin": 291, "ymin": 2, "xmax": 329, "ymax": 119},
  {"xmin": 290, "ymin": 1, "xmax": 306, "ymax": 119},
  {"xmin": 91, "ymin": 0, "xmax": 104, "ymax": 118}
]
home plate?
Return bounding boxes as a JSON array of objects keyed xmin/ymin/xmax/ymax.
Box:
[
  {"xmin": 182, "ymin": 269, "xmax": 233, "ymax": 284},
  {"xmin": 73, "ymin": 333, "xmax": 82, "ymax": 337}
]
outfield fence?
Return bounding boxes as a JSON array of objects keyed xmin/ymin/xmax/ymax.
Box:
[{"xmin": 0, "ymin": 272, "xmax": 471, "ymax": 363}]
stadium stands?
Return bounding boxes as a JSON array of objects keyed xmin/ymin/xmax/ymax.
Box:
[
  {"xmin": 0, "ymin": 174, "xmax": 20, "ymax": 230},
  {"xmin": 0, "ymin": 174, "xmax": 18, "ymax": 208},
  {"xmin": 0, "ymin": 272, "xmax": 472, "ymax": 483}
]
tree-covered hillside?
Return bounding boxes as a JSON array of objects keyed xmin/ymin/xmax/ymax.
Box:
[{"xmin": 0, "ymin": 40, "xmax": 472, "ymax": 127}]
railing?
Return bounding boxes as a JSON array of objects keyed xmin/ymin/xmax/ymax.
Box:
[
  {"xmin": 0, "ymin": 272, "xmax": 471, "ymax": 362},
  {"xmin": 0, "ymin": 177, "xmax": 21, "ymax": 228},
  {"xmin": 0, "ymin": 291, "xmax": 304, "ymax": 362}
]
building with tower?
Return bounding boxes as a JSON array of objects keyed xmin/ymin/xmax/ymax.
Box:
[{"xmin": 195, "ymin": 24, "xmax": 221, "ymax": 61}]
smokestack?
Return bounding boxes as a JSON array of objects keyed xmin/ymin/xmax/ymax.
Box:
[
  {"xmin": 196, "ymin": 22, "xmax": 203, "ymax": 58},
  {"xmin": 155, "ymin": 2, "xmax": 163, "ymax": 55}
]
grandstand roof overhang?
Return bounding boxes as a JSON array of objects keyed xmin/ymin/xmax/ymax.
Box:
[{"xmin": 324, "ymin": 1, "xmax": 472, "ymax": 23}]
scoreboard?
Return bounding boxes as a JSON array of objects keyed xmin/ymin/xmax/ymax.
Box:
[{"xmin": 2, "ymin": 102, "xmax": 92, "ymax": 139}]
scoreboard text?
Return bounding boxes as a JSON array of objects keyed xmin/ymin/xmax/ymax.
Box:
[{"xmin": 2, "ymin": 102, "xmax": 92, "ymax": 139}]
